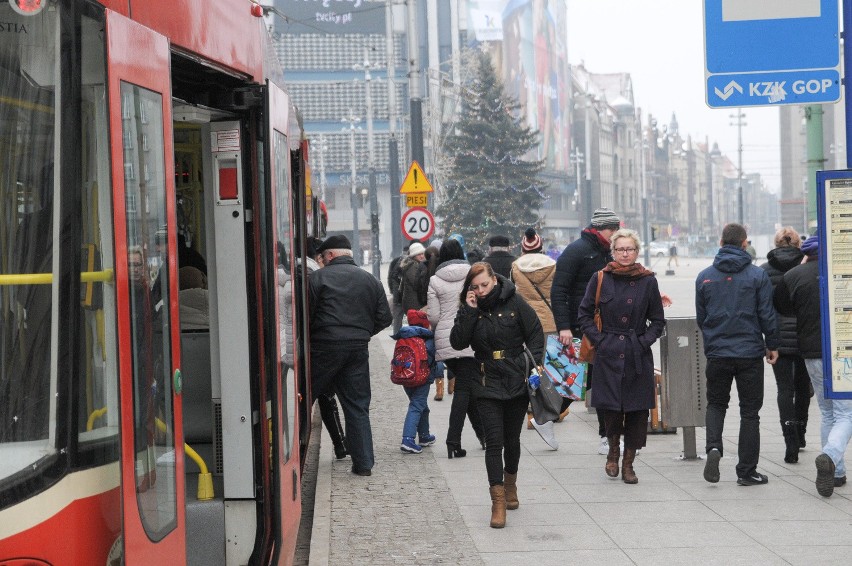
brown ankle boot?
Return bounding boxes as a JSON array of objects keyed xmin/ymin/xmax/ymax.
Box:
[
  {"xmin": 557, "ymin": 407, "xmax": 570, "ymax": 422},
  {"xmin": 503, "ymin": 472, "xmax": 519, "ymax": 510},
  {"xmin": 527, "ymin": 413, "xmax": 534, "ymax": 430},
  {"xmin": 489, "ymin": 485, "xmax": 506, "ymax": 528},
  {"xmin": 605, "ymin": 435, "xmax": 620, "ymax": 478},
  {"xmin": 622, "ymin": 448, "xmax": 638, "ymax": 484},
  {"xmin": 434, "ymin": 378, "xmax": 444, "ymax": 401},
  {"xmin": 448, "ymin": 377, "xmax": 456, "ymax": 395}
]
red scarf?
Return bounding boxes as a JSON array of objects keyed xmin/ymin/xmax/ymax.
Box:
[
  {"xmin": 583, "ymin": 227, "xmax": 611, "ymax": 251},
  {"xmin": 602, "ymin": 261, "xmax": 655, "ymax": 279}
]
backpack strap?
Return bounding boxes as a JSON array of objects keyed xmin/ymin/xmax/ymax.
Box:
[{"xmin": 519, "ymin": 269, "xmax": 553, "ymax": 312}]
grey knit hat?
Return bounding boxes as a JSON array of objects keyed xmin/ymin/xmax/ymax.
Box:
[{"xmin": 590, "ymin": 208, "xmax": 621, "ymax": 230}]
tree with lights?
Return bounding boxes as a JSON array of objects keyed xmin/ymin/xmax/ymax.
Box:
[{"xmin": 436, "ymin": 49, "xmax": 547, "ymax": 249}]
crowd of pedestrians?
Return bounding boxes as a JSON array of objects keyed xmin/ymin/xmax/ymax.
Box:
[{"xmin": 307, "ymin": 212, "xmax": 849, "ymax": 530}]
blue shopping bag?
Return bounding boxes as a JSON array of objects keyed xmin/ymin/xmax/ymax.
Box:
[{"xmin": 542, "ymin": 335, "xmax": 587, "ymax": 401}]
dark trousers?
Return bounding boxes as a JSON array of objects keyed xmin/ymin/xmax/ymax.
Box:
[
  {"xmin": 476, "ymin": 395, "xmax": 528, "ymax": 486},
  {"xmin": 771, "ymin": 354, "xmax": 811, "ymax": 429},
  {"xmin": 444, "ymin": 358, "xmax": 484, "ymax": 446},
  {"xmin": 602, "ymin": 409, "xmax": 649, "ymax": 450},
  {"xmin": 311, "ymin": 346, "xmax": 374, "ymax": 471},
  {"xmin": 705, "ymin": 357, "xmax": 764, "ymax": 478}
]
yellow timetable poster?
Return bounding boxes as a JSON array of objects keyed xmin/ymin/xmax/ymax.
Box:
[{"xmin": 824, "ymin": 176, "xmax": 852, "ymax": 394}]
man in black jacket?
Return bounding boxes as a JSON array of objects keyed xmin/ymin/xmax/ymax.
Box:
[
  {"xmin": 483, "ymin": 235, "xmax": 516, "ymax": 278},
  {"xmin": 551, "ymin": 207, "xmax": 621, "ymax": 453},
  {"xmin": 309, "ymin": 234, "xmax": 392, "ymax": 476},
  {"xmin": 774, "ymin": 232, "xmax": 852, "ymax": 497}
]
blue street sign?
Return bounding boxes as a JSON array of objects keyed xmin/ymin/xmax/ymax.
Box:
[{"xmin": 704, "ymin": 0, "xmax": 840, "ymax": 108}]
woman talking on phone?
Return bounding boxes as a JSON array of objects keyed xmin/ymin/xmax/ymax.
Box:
[{"xmin": 451, "ymin": 262, "xmax": 543, "ymax": 529}]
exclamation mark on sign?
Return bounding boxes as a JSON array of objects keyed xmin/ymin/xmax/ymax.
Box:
[{"xmin": 413, "ymin": 169, "xmax": 418, "ymax": 190}]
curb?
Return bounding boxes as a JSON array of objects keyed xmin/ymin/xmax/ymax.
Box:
[{"xmin": 308, "ymin": 413, "xmax": 332, "ymax": 566}]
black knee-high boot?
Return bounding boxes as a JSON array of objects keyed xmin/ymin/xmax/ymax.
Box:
[{"xmin": 318, "ymin": 394, "xmax": 348, "ymax": 459}]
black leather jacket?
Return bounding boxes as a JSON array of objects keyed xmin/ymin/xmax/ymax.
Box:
[{"xmin": 308, "ymin": 255, "xmax": 392, "ymax": 347}]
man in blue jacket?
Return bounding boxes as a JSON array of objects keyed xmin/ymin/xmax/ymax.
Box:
[{"xmin": 696, "ymin": 223, "xmax": 779, "ymax": 486}]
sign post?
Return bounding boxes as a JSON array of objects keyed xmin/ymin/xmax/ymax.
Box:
[
  {"xmin": 399, "ymin": 161, "xmax": 435, "ymax": 241},
  {"xmin": 704, "ymin": 0, "xmax": 840, "ymax": 108}
]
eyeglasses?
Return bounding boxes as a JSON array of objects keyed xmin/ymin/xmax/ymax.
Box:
[
  {"xmin": 129, "ymin": 261, "xmax": 144, "ymax": 267},
  {"xmin": 614, "ymin": 247, "xmax": 637, "ymax": 254}
]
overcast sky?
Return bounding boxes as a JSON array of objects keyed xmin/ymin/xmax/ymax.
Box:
[{"xmin": 565, "ymin": 0, "xmax": 783, "ymax": 193}]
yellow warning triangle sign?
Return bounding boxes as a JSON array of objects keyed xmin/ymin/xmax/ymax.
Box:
[{"xmin": 399, "ymin": 161, "xmax": 433, "ymax": 194}]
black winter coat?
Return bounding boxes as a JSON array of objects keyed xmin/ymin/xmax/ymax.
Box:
[
  {"xmin": 773, "ymin": 258, "xmax": 821, "ymax": 358},
  {"xmin": 551, "ymin": 231, "xmax": 611, "ymax": 332},
  {"xmin": 761, "ymin": 246, "xmax": 804, "ymax": 355},
  {"xmin": 450, "ymin": 276, "xmax": 544, "ymax": 401},
  {"xmin": 400, "ymin": 257, "xmax": 428, "ymax": 312},
  {"xmin": 308, "ymin": 255, "xmax": 392, "ymax": 346},
  {"xmin": 578, "ymin": 270, "xmax": 665, "ymax": 412},
  {"xmin": 484, "ymin": 251, "xmax": 517, "ymax": 279}
]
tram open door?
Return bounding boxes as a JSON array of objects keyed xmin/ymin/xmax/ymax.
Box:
[{"xmin": 106, "ymin": 11, "xmax": 186, "ymax": 564}]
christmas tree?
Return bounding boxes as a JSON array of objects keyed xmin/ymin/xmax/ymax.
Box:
[{"xmin": 436, "ymin": 49, "xmax": 547, "ymax": 249}]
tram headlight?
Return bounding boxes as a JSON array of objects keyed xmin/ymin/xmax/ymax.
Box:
[{"xmin": 9, "ymin": 0, "xmax": 46, "ymax": 16}]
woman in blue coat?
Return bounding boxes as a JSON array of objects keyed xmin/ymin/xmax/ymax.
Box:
[{"xmin": 578, "ymin": 229, "xmax": 665, "ymax": 484}]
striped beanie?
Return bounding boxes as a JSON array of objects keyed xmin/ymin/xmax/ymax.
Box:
[
  {"xmin": 521, "ymin": 228, "xmax": 543, "ymax": 253},
  {"xmin": 590, "ymin": 208, "xmax": 621, "ymax": 230}
]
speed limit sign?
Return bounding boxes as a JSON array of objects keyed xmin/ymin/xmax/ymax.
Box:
[{"xmin": 400, "ymin": 207, "xmax": 435, "ymax": 241}]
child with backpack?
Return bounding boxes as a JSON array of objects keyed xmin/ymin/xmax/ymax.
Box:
[{"xmin": 390, "ymin": 309, "xmax": 444, "ymax": 453}]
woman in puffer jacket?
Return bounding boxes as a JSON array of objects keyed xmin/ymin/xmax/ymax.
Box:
[
  {"xmin": 451, "ymin": 262, "xmax": 543, "ymax": 529},
  {"xmin": 427, "ymin": 239, "xmax": 485, "ymax": 459}
]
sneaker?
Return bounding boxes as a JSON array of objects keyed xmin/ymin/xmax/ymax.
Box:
[
  {"xmin": 418, "ymin": 433, "xmax": 436, "ymax": 447},
  {"xmin": 737, "ymin": 472, "xmax": 769, "ymax": 486},
  {"xmin": 597, "ymin": 437, "xmax": 609, "ymax": 455},
  {"xmin": 703, "ymin": 448, "xmax": 721, "ymax": 483},
  {"xmin": 835, "ymin": 476, "xmax": 847, "ymax": 488},
  {"xmin": 400, "ymin": 437, "xmax": 422, "ymax": 454},
  {"xmin": 531, "ymin": 419, "xmax": 559, "ymax": 450},
  {"xmin": 815, "ymin": 453, "xmax": 836, "ymax": 497}
]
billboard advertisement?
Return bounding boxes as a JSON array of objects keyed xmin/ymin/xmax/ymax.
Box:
[
  {"xmin": 273, "ymin": 0, "xmax": 386, "ymax": 34},
  {"xmin": 468, "ymin": 0, "xmax": 571, "ymax": 171}
]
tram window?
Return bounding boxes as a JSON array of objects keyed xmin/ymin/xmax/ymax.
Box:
[
  {"xmin": 273, "ymin": 130, "xmax": 295, "ymax": 463},
  {"xmin": 121, "ymin": 82, "xmax": 177, "ymax": 540},
  {"xmin": 77, "ymin": 10, "xmax": 120, "ymax": 456},
  {"xmin": 0, "ymin": 3, "xmax": 58, "ymax": 481}
]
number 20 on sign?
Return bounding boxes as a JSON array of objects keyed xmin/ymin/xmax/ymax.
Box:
[{"xmin": 400, "ymin": 207, "xmax": 435, "ymax": 241}]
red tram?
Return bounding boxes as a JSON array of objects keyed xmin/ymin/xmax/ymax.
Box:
[{"xmin": 0, "ymin": 1, "xmax": 320, "ymax": 564}]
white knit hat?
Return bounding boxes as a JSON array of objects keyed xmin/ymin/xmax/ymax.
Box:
[{"xmin": 408, "ymin": 242, "xmax": 426, "ymax": 257}]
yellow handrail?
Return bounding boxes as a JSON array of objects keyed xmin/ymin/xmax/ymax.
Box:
[
  {"xmin": 86, "ymin": 408, "xmax": 214, "ymax": 501},
  {"xmin": 0, "ymin": 269, "xmax": 115, "ymax": 286}
]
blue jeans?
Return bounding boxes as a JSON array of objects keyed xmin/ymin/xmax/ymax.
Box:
[
  {"xmin": 312, "ymin": 346, "xmax": 374, "ymax": 471},
  {"xmin": 805, "ymin": 358, "xmax": 852, "ymax": 478},
  {"xmin": 403, "ymin": 382, "xmax": 431, "ymax": 439},
  {"xmin": 704, "ymin": 357, "xmax": 764, "ymax": 478}
]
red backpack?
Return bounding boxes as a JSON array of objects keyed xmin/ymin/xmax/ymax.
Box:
[{"xmin": 390, "ymin": 336, "xmax": 430, "ymax": 387}]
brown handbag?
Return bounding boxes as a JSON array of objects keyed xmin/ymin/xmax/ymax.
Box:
[{"xmin": 578, "ymin": 271, "xmax": 604, "ymax": 363}]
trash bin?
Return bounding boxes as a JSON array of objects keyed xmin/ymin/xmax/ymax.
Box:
[{"xmin": 659, "ymin": 317, "xmax": 707, "ymax": 459}]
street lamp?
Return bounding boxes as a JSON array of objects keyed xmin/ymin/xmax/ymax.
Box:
[
  {"xmin": 342, "ymin": 110, "xmax": 361, "ymax": 264},
  {"xmin": 353, "ymin": 49, "xmax": 381, "ymax": 278},
  {"xmin": 729, "ymin": 109, "xmax": 746, "ymax": 224}
]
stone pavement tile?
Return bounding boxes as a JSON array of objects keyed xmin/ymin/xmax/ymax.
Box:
[
  {"xmin": 544, "ymin": 463, "xmax": 670, "ymax": 486},
  {"xmin": 466, "ymin": 522, "xmax": 616, "ymax": 553},
  {"xmin": 733, "ymin": 520, "xmax": 852, "ymax": 547},
  {"xmin": 774, "ymin": 545, "xmax": 852, "ymax": 566},
  {"xmin": 677, "ymin": 478, "xmax": 814, "ymax": 501},
  {"xmin": 449, "ymin": 483, "xmax": 575, "ymax": 506},
  {"xmin": 583, "ymin": 500, "xmax": 725, "ymax": 524},
  {"xmin": 480, "ymin": 549, "xmax": 634, "ymax": 566},
  {"xmin": 539, "ymin": 454, "xmax": 609, "ymax": 469},
  {"xmin": 648, "ymin": 462, "xmax": 713, "ymax": 483},
  {"xmin": 457, "ymin": 502, "xmax": 593, "ymax": 527},
  {"xmin": 563, "ymin": 481, "xmax": 693, "ymax": 503},
  {"xmin": 604, "ymin": 520, "xmax": 756, "ymax": 549},
  {"xmin": 626, "ymin": 546, "xmax": 790, "ymax": 566},
  {"xmin": 704, "ymin": 497, "xmax": 852, "ymax": 521}
]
